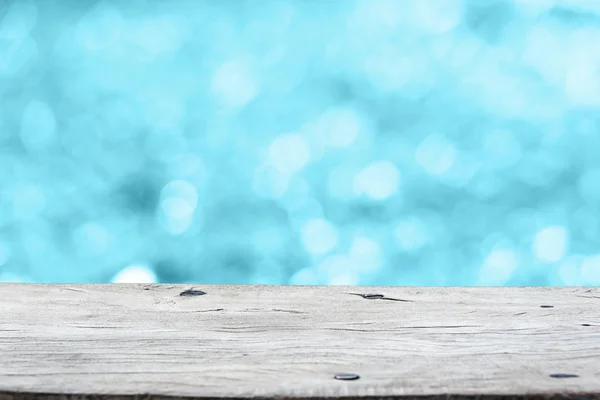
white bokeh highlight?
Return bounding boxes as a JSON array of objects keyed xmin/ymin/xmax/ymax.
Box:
[
  {"xmin": 349, "ymin": 236, "xmax": 383, "ymax": 273},
  {"xmin": 354, "ymin": 160, "xmax": 401, "ymax": 200},
  {"xmin": 158, "ymin": 180, "xmax": 198, "ymax": 235},
  {"xmin": 112, "ymin": 264, "xmax": 157, "ymax": 283},
  {"xmin": 318, "ymin": 107, "xmax": 363, "ymax": 148},
  {"xmin": 416, "ymin": 133, "xmax": 457, "ymax": 176},
  {"xmin": 268, "ymin": 133, "xmax": 311, "ymax": 174},
  {"xmin": 300, "ymin": 218, "xmax": 338, "ymax": 255},
  {"xmin": 478, "ymin": 246, "xmax": 519, "ymax": 285},
  {"xmin": 533, "ymin": 226, "xmax": 568, "ymax": 263},
  {"xmin": 211, "ymin": 58, "xmax": 258, "ymax": 108}
]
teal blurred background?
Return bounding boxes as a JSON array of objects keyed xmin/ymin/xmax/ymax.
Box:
[{"xmin": 1, "ymin": 0, "xmax": 600, "ymax": 285}]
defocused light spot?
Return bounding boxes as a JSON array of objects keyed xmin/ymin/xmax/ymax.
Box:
[
  {"xmin": 301, "ymin": 218, "xmax": 338, "ymax": 255},
  {"xmin": 316, "ymin": 254, "xmax": 351, "ymax": 280},
  {"xmin": 268, "ymin": 133, "xmax": 310, "ymax": 174},
  {"xmin": 211, "ymin": 58, "xmax": 258, "ymax": 108},
  {"xmin": 349, "ymin": 236, "xmax": 382, "ymax": 272},
  {"xmin": 533, "ymin": 226, "xmax": 568, "ymax": 263},
  {"xmin": 522, "ymin": 23, "xmax": 565, "ymax": 88},
  {"xmin": 289, "ymin": 267, "xmax": 319, "ymax": 285},
  {"xmin": 12, "ymin": 184, "xmax": 45, "ymax": 220},
  {"xmin": 161, "ymin": 180, "xmax": 198, "ymax": 210},
  {"xmin": 318, "ymin": 107, "xmax": 363, "ymax": 148},
  {"xmin": 20, "ymin": 100, "xmax": 56, "ymax": 152},
  {"xmin": 158, "ymin": 197, "xmax": 195, "ymax": 235},
  {"xmin": 353, "ymin": 160, "xmax": 401, "ymax": 200},
  {"xmin": 280, "ymin": 174, "xmax": 311, "ymax": 199},
  {"xmin": 395, "ymin": 217, "xmax": 430, "ymax": 251},
  {"xmin": 112, "ymin": 264, "xmax": 157, "ymax": 283},
  {"xmin": 581, "ymin": 255, "xmax": 600, "ymax": 285},
  {"xmin": 73, "ymin": 223, "xmax": 111, "ymax": 256},
  {"xmin": 478, "ymin": 246, "xmax": 518, "ymax": 285},
  {"xmin": 414, "ymin": 0, "xmax": 464, "ymax": 34},
  {"xmin": 565, "ymin": 49, "xmax": 600, "ymax": 107},
  {"xmin": 438, "ymin": 153, "xmax": 479, "ymax": 188},
  {"xmin": 328, "ymin": 272, "xmax": 360, "ymax": 285},
  {"xmin": 415, "ymin": 133, "xmax": 456, "ymax": 176},
  {"xmin": 0, "ymin": 273, "xmax": 27, "ymax": 283},
  {"xmin": 158, "ymin": 181, "xmax": 197, "ymax": 235},
  {"xmin": 364, "ymin": 49, "xmax": 413, "ymax": 94}
]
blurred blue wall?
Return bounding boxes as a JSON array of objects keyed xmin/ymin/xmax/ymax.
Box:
[{"xmin": 1, "ymin": 0, "xmax": 600, "ymax": 285}]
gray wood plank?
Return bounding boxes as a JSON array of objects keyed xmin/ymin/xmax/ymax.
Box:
[{"xmin": 0, "ymin": 284, "xmax": 599, "ymax": 399}]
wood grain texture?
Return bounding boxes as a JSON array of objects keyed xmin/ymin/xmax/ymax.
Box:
[{"xmin": 0, "ymin": 284, "xmax": 599, "ymax": 400}]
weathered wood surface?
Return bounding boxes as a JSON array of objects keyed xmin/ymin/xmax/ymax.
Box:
[{"xmin": 0, "ymin": 285, "xmax": 599, "ymax": 400}]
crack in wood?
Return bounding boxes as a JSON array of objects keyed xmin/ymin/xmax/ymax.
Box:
[
  {"xmin": 184, "ymin": 308, "xmax": 305, "ymax": 314},
  {"xmin": 60, "ymin": 288, "xmax": 86, "ymax": 293},
  {"xmin": 348, "ymin": 293, "xmax": 414, "ymax": 302},
  {"xmin": 326, "ymin": 325, "xmax": 483, "ymax": 332}
]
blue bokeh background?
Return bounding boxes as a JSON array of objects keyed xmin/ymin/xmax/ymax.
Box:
[{"xmin": 1, "ymin": 0, "xmax": 600, "ymax": 285}]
